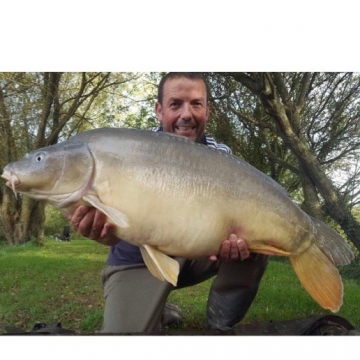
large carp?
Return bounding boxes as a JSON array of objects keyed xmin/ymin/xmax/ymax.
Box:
[{"xmin": 1, "ymin": 128, "xmax": 354, "ymax": 312}]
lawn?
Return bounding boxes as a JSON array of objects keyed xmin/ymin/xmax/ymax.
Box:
[{"xmin": 0, "ymin": 238, "xmax": 359, "ymax": 334}]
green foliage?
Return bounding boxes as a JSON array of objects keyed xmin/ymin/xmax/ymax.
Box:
[
  {"xmin": 340, "ymin": 256, "xmax": 360, "ymax": 280},
  {"xmin": 43, "ymin": 205, "xmax": 70, "ymax": 237},
  {"xmin": 123, "ymin": 106, "xmax": 158, "ymax": 129}
]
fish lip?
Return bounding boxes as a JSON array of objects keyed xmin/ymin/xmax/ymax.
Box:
[
  {"xmin": 1, "ymin": 169, "xmax": 20, "ymax": 197},
  {"xmin": 1, "ymin": 171, "xmax": 11, "ymax": 184}
]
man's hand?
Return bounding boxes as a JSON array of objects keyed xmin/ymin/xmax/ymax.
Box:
[
  {"xmin": 65, "ymin": 206, "xmax": 120, "ymax": 246},
  {"xmin": 209, "ymin": 234, "xmax": 250, "ymax": 262}
]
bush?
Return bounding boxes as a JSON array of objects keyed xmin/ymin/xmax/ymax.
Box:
[
  {"xmin": 339, "ymin": 256, "xmax": 360, "ymax": 282},
  {"xmin": 44, "ymin": 205, "xmax": 70, "ymax": 237}
]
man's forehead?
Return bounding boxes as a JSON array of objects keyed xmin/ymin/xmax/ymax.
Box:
[{"xmin": 163, "ymin": 77, "xmax": 207, "ymax": 98}]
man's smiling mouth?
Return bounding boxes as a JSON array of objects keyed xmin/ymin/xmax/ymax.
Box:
[{"xmin": 175, "ymin": 126, "xmax": 196, "ymax": 131}]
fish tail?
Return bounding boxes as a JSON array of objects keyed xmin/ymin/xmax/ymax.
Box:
[{"xmin": 289, "ymin": 244, "xmax": 344, "ymax": 312}]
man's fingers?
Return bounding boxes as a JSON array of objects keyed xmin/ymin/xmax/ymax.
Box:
[
  {"xmin": 100, "ymin": 222, "xmax": 112, "ymax": 239},
  {"xmin": 207, "ymin": 234, "xmax": 252, "ymax": 262},
  {"xmin": 66, "ymin": 206, "xmax": 119, "ymax": 246},
  {"xmin": 229, "ymin": 234, "xmax": 239, "ymax": 259},
  {"xmin": 220, "ymin": 235, "xmax": 250, "ymax": 261},
  {"xmin": 236, "ymin": 238, "xmax": 250, "ymax": 260},
  {"xmin": 218, "ymin": 239, "xmax": 231, "ymax": 261},
  {"xmin": 70, "ymin": 206, "xmax": 90, "ymax": 228},
  {"xmin": 88, "ymin": 210, "xmax": 107, "ymax": 240},
  {"xmin": 77, "ymin": 208, "xmax": 96, "ymax": 238},
  {"xmin": 209, "ymin": 255, "xmax": 218, "ymax": 262}
]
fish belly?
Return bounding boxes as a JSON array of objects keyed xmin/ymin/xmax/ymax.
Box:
[{"xmin": 94, "ymin": 169, "xmax": 313, "ymax": 259}]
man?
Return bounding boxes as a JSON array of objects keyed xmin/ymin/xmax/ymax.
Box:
[{"xmin": 68, "ymin": 72, "xmax": 268, "ymax": 333}]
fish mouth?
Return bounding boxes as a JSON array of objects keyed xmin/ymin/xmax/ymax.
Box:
[{"xmin": 1, "ymin": 170, "xmax": 20, "ymax": 197}]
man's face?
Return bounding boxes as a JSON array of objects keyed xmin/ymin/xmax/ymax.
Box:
[{"xmin": 155, "ymin": 77, "xmax": 210, "ymax": 142}]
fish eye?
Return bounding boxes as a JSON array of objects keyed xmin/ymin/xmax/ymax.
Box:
[{"xmin": 35, "ymin": 152, "xmax": 46, "ymax": 162}]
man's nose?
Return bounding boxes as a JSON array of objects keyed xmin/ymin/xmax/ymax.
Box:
[{"xmin": 180, "ymin": 103, "xmax": 192, "ymax": 120}]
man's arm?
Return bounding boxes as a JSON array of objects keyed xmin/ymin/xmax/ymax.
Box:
[{"xmin": 66, "ymin": 206, "xmax": 250, "ymax": 261}]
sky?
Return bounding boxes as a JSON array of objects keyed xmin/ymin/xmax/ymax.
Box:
[{"xmin": 2, "ymin": 0, "xmax": 360, "ymax": 72}]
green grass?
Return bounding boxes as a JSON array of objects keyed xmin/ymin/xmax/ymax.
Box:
[
  {"xmin": 0, "ymin": 239, "xmax": 359, "ymax": 334},
  {"xmin": 168, "ymin": 258, "xmax": 360, "ymax": 331},
  {"xmin": 0, "ymin": 239, "xmax": 108, "ymax": 333}
]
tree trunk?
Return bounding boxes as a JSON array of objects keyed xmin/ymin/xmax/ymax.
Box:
[
  {"xmin": 0, "ymin": 186, "xmax": 20, "ymax": 244},
  {"xmin": 17, "ymin": 197, "xmax": 45, "ymax": 244},
  {"xmin": 299, "ymin": 165, "xmax": 323, "ymax": 219}
]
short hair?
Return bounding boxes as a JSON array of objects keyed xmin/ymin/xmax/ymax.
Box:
[{"xmin": 157, "ymin": 72, "xmax": 210, "ymax": 105}]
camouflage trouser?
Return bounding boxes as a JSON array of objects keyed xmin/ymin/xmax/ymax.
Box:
[{"xmin": 100, "ymin": 254, "xmax": 268, "ymax": 333}]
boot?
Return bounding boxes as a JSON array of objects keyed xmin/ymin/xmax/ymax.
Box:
[{"xmin": 161, "ymin": 303, "xmax": 184, "ymax": 328}]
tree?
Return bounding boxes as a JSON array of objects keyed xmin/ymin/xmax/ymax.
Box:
[
  {"xmin": 206, "ymin": 73, "xmax": 302, "ymax": 200},
  {"xmin": 219, "ymin": 72, "xmax": 360, "ymax": 251},
  {"xmin": 0, "ymin": 72, "xmax": 139, "ymax": 244}
]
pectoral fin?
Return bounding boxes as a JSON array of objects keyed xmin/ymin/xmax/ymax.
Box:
[
  {"xmin": 249, "ymin": 244, "xmax": 291, "ymax": 256},
  {"xmin": 83, "ymin": 194, "xmax": 129, "ymax": 228},
  {"xmin": 140, "ymin": 244, "xmax": 179, "ymax": 286}
]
